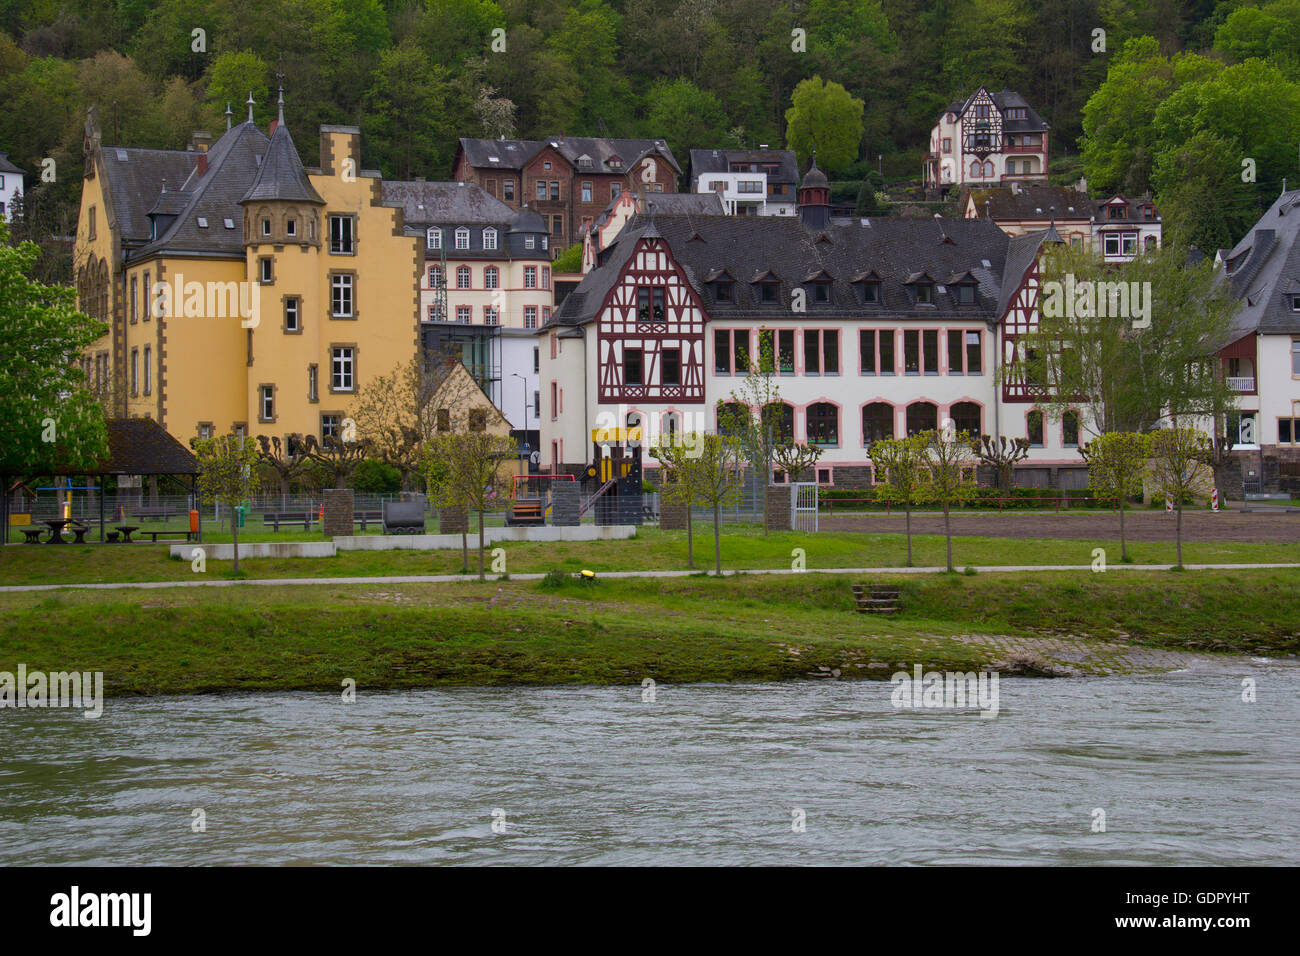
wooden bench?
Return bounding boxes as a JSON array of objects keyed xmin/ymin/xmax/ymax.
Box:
[
  {"xmin": 140, "ymin": 530, "xmax": 196, "ymax": 543},
  {"xmin": 507, "ymin": 498, "xmax": 544, "ymax": 526},
  {"xmin": 263, "ymin": 511, "xmax": 314, "ymax": 532}
]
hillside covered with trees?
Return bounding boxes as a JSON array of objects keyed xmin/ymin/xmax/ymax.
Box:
[{"xmin": 3, "ymin": 0, "xmax": 1300, "ymax": 275}]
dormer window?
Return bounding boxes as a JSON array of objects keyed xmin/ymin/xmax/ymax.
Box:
[
  {"xmin": 952, "ymin": 283, "xmax": 976, "ymax": 305},
  {"xmin": 916, "ymin": 284, "xmax": 932, "ymax": 304},
  {"xmin": 455, "ymin": 227, "xmax": 470, "ymax": 250},
  {"xmin": 483, "ymin": 227, "xmax": 498, "ymax": 250},
  {"xmin": 426, "ymin": 227, "xmax": 441, "ymax": 250},
  {"xmin": 197, "ymin": 217, "xmax": 208, "ymax": 228},
  {"xmin": 715, "ymin": 281, "xmax": 733, "ymax": 302},
  {"xmin": 1291, "ymin": 295, "xmax": 1300, "ymax": 312},
  {"xmin": 609, "ymin": 156, "xmax": 622, "ymax": 169},
  {"xmin": 1108, "ymin": 204, "xmax": 1128, "ymax": 220}
]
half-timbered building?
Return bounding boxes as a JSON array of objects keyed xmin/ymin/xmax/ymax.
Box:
[{"xmin": 542, "ymin": 165, "xmax": 1086, "ymax": 488}]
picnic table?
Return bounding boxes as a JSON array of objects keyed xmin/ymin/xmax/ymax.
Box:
[
  {"xmin": 114, "ymin": 525, "xmax": 141, "ymax": 543},
  {"xmin": 21, "ymin": 528, "xmax": 43, "ymax": 544},
  {"xmin": 43, "ymin": 519, "xmax": 70, "ymax": 544}
]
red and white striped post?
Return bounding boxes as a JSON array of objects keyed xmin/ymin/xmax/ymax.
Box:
[{"xmin": 1211, "ymin": 488, "xmax": 1220, "ymax": 512}]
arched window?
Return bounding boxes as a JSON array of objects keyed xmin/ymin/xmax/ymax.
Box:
[
  {"xmin": 429, "ymin": 265, "xmax": 443, "ymax": 288},
  {"xmin": 950, "ymin": 401, "xmax": 981, "ymax": 437},
  {"xmin": 718, "ymin": 402, "xmax": 747, "ymax": 436},
  {"xmin": 456, "ymin": 265, "xmax": 471, "ymax": 289},
  {"xmin": 484, "ymin": 266, "xmax": 499, "ymax": 289},
  {"xmin": 762, "ymin": 401, "xmax": 794, "ymax": 444},
  {"xmin": 663, "ymin": 412, "xmax": 680, "ymax": 443},
  {"xmin": 906, "ymin": 401, "xmax": 937, "ymax": 436},
  {"xmin": 483, "ymin": 227, "xmax": 498, "ymax": 251},
  {"xmin": 862, "ymin": 402, "xmax": 894, "ymax": 445},
  {"xmin": 1144, "ymin": 235, "xmax": 1157, "ymax": 250},
  {"xmin": 983, "ymin": 161, "xmax": 994, "ymax": 179},
  {"xmin": 970, "ymin": 160, "xmax": 982, "ymax": 178},
  {"xmin": 807, "ymin": 403, "xmax": 839, "ymax": 446}
]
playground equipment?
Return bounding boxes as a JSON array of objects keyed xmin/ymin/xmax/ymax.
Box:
[{"xmin": 582, "ymin": 427, "xmax": 644, "ymax": 525}]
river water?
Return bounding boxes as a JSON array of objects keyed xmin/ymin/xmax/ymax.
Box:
[{"xmin": 2, "ymin": 660, "xmax": 1297, "ymax": 866}]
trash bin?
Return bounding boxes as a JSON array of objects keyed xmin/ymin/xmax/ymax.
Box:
[
  {"xmin": 189, "ymin": 509, "xmax": 199, "ymax": 534},
  {"xmin": 234, "ymin": 505, "xmax": 246, "ymax": 528}
]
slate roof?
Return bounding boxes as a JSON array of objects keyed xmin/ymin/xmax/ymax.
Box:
[
  {"xmin": 944, "ymin": 88, "xmax": 1050, "ymax": 131},
  {"xmin": 458, "ymin": 136, "xmax": 681, "ymax": 175},
  {"xmin": 1092, "ymin": 194, "xmax": 1161, "ymax": 225},
  {"xmin": 966, "ymin": 184, "xmax": 1091, "ymax": 221},
  {"xmin": 553, "ymin": 213, "xmax": 1018, "ymax": 327},
  {"xmin": 98, "ymin": 146, "xmax": 199, "ymax": 245},
  {"xmin": 1219, "ymin": 189, "xmax": 1300, "ymax": 336},
  {"xmin": 241, "ymin": 122, "xmax": 323, "ymax": 205},
  {"xmin": 381, "ymin": 180, "xmax": 513, "ymax": 227},
  {"xmin": 640, "ymin": 192, "xmax": 725, "ymax": 216},
  {"xmin": 48, "ymin": 418, "xmax": 199, "ymax": 476},
  {"xmin": 127, "ymin": 121, "xmax": 271, "ymax": 261},
  {"xmin": 0, "ymin": 152, "xmax": 24, "ymax": 175},
  {"xmin": 689, "ymin": 148, "xmax": 799, "ymax": 188}
]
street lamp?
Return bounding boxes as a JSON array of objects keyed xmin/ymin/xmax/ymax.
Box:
[{"xmin": 510, "ymin": 372, "xmax": 527, "ymax": 453}]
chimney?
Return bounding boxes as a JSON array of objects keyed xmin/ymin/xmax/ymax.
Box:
[
  {"xmin": 190, "ymin": 131, "xmax": 212, "ymax": 153},
  {"xmin": 197, "ymin": 153, "xmax": 208, "ymax": 177}
]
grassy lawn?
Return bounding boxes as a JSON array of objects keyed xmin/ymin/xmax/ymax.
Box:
[
  {"xmin": 0, "ymin": 526, "xmax": 1296, "ymax": 587},
  {"xmin": 0, "ymin": 570, "xmax": 1294, "ymax": 697}
]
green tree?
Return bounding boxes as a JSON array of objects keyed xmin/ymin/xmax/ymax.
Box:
[
  {"xmin": 364, "ymin": 38, "xmax": 449, "ymax": 179},
  {"xmin": 1149, "ymin": 424, "xmax": 1212, "ymax": 569},
  {"xmin": 191, "ymin": 433, "xmax": 263, "ymax": 573},
  {"xmin": 867, "ymin": 434, "xmax": 927, "ymax": 567},
  {"xmin": 716, "ymin": 332, "xmax": 785, "ymax": 534},
  {"xmin": 689, "ymin": 432, "xmax": 745, "ymax": 574},
  {"xmin": 651, "ymin": 436, "xmax": 701, "ymax": 569},
  {"xmin": 551, "ymin": 242, "xmax": 583, "ymax": 273},
  {"xmin": 1024, "ymin": 244, "xmax": 1238, "ymax": 437},
  {"xmin": 422, "ymin": 431, "xmax": 518, "ymax": 580},
  {"xmin": 918, "ymin": 426, "xmax": 979, "ymax": 572},
  {"xmin": 1079, "ymin": 431, "xmax": 1150, "ymax": 563},
  {"xmin": 784, "ymin": 76, "xmax": 864, "ymax": 173},
  {"xmin": 0, "ymin": 222, "xmax": 108, "ymax": 485},
  {"xmin": 643, "ymin": 78, "xmax": 728, "ymax": 168},
  {"xmin": 352, "ymin": 458, "xmax": 402, "ymax": 494},
  {"xmin": 202, "ymin": 50, "xmax": 270, "ymax": 128}
]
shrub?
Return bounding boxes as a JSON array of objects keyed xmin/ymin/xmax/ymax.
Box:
[
  {"xmin": 539, "ymin": 569, "xmax": 569, "ymax": 589},
  {"xmin": 352, "ymin": 458, "xmax": 401, "ymax": 494}
]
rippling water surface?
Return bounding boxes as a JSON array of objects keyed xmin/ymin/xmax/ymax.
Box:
[{"xmin": 2, "ymin": 660, "xmax": 1297, "ymax": 865}]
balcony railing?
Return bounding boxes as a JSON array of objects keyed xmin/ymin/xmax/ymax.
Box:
[{"xmin": 1227, "ymin": 376, "xmax": 1255, "ymax": 391}]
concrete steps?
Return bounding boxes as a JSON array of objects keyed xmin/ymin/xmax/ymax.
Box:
[{"xmin": 852, "ymin": 583, "xmax": 900, "ymax": 614}]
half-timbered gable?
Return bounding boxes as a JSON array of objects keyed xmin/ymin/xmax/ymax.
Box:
[
  {"xmin": 596, "ymin": 229, "xmax": 707, "ymax": 404},
  {"xmin": 997, "ymin": 232, "xmax": 1050, "ymax": 403}
]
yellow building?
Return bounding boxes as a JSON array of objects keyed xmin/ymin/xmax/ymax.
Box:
[{"xmin": 75, "ymin": 93, "xmax": 421, "ymax": 448}]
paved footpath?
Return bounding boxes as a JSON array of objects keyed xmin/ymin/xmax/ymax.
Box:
[{"xmin": 1, "ymin": 562, "xmax": 1298, "ymax": 593}]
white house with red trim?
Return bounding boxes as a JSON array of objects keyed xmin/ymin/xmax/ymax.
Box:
[{"xmin": 542, "ymin": 164, "xmax": 1087, "ymax": 489}]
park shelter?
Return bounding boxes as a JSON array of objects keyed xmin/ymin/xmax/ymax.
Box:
[{"xmin": 1, "ymin": 418, "xmax": 200, "ymax": 544}]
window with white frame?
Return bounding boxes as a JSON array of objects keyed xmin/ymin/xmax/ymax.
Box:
[
  {"xmin": 485, "ymin": 306, "xmax": 499, "ymax": 325},
  {"xmin": 485, "ymin": 266, "xmax": 499, "ymax": 289},
  {"xmin": 483, "ymin": 227, "xmax": 498, "ymax": 250},
  {"xmin": 457, "ymin": 265, "xmax": 471, "ymax": 289},
  {"xmin": 331, "ymin": 348, "xmax": 355, "ymax": 392},
  {"xmin": 426, "ymin": 227, "xmax": 441, "ymax": 249},
  {"xmin": 456, "ymin": 305, "xmax": 471, "ymax": 324},
  {"xmin": 524, "ymin": 266, "xmax": 537, "ymax": 289},
  {"xmin": 329, "ymin": 215, "xmax": 354, "ymax": 254},
  {"xmin": 331, "ymin": 274, "xmax": 354, "ymax": 317},
  {"xmin": 260, "ymin": 385, "xmax": 274, "ymax": 421},
  {"xmin": 455, "ymin": 227, "xmax": 470, "ymax": 250},
  {"xmin": 524, "ymin": 306, "xmax": 538, "ymax": 329},
  {"xmin": 285, "ymin": 297, "xmax": 300, "ymax": 332}
]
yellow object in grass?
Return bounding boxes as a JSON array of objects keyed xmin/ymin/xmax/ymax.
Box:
[{"xmin": 580, "ymin": 570, "xmax": 595, "ymax": 579}]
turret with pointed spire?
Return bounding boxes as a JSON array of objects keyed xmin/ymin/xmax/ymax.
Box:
[{"xmin": 240, "ymin": 85, "xmax": 324, "ymax": 250}]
